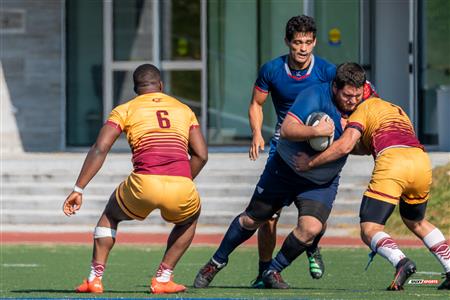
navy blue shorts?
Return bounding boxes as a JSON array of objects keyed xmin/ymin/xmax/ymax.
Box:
[{"xmin": 245, "ymin": 153, "xmax": 339, "ymax": 222}]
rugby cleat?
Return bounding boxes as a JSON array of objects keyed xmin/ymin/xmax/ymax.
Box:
[
  {"xmin": 150, "ymin": 277, "xmax": 186, "ymax": 294},
  {"xmin": 262, "ymin": 269, "xmax": 289, "ymax": 289},
  {"xmin": 307, "ymin": 246, "xmax": 325, "ymax": 279},
  {"xmin": 75, "ymin": 277, "xmax": 104, "ymax": 293},
  {"xmin": 250, "ymin": 274, "xmax": 265, "ymax": 289},
  {"xmin": 437, "ymin": 272, "xmax": 450, "ymax": 290},
  {"xmin": 193, "ymin": 258, "xmax": 226, "ymax": 288},
  {"xmin": 386, "ymin": 257, "xmax": 416, "ymax": 291}
]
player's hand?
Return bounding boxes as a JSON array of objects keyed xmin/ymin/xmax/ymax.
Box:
[
  {"xmin": 249, "ymin": 132, "xmax": 265, "ymax": 161},
  {"xmin": 314, "ymin": 115, "xmax": 334, "ymax": 137},
  {"xmin": 63, "ymin": 192, "xmax": 83, "ymax": 216},
  {"xmin": 292, "ymin": 152, "xmax": 313, "ymax": 172}
]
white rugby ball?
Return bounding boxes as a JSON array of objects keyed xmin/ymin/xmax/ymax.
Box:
[{"xmin": 305, "ymin": 112, "xmax": 334, "ymax": 151}]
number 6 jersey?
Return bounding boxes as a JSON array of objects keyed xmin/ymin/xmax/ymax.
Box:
[{"xmin": 106, "ymin": 92, "xmax": 199, "ymax": 178}]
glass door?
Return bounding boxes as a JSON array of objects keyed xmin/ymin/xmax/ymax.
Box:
[{"xmin": 103, "ymin": 0, "xmax": 206, "ymax": 149}]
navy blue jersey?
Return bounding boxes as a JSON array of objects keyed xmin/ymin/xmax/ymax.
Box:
[
  {"xmin": 277, "ymin": 82, "xmax": 347, "ymax": 184},
  {"xmin": 255, "ymin": 54, "xmax": 336, "ymax": 154}
]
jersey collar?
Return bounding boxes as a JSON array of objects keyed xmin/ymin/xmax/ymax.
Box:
[{"xmin": 284, "ymin": 55, "xmax": 314, "ymax": 80}]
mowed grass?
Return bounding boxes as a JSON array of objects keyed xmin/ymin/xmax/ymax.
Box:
[{"xmin": 1, "ymin": 245, "xmax": 448, "ymax": 299}]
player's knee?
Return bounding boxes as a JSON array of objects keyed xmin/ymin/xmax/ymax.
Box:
[
  {"xmin": 294, "ymin": 217, "xmax": 323, "ymax": 244},
  {"xmin": 240, "ymin": 213, "xmax": 262, "ymax": 230},
  {"xmin": 94, "ymin": 226, "xmax": 117, "ymax": 239},
  {"xmin": 401, "ymin": 217, "xmax": 423, "ymax": 232},
  {"xmin": 360, "ymin": 222, "xmax": 384, "ymax": 241}
]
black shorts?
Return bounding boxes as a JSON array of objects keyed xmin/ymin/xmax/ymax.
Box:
[{"xmin": 360, "ymin": 195, "xmax": 427, "ymax": 225}]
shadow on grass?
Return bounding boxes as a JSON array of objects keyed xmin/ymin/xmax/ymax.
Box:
[{"xmin": 11, "ymin": 289, "xmax": 147, "ymax": 294}]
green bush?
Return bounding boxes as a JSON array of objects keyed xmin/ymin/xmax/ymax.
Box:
[{"xmin": 386, "ymin": 162, "xmax": 450, "ymax": 237}]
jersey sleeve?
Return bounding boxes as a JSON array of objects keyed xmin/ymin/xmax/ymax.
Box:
[
  {"xmin": 254, "ymin": 61, "xmax": 273, "ymax": 93},
  {"xmin": 347, "ymin": 102, "xmax": 369, "ymax": 133},
  {"xmin": 189, "ymin": 110, "xmax": 200, "ymax": 130},
  {"xmin": 106, "ymin": 103, "xmax": 127, "ymax": 132},
  {"xmin": 322, "ymin": 63, "xmax": 336, "ymax": 82},
  {"xmin": 287, "ymin": 87, "xmax": 322, "ymax": 123}
]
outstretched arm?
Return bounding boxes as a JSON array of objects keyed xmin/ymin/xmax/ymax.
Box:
[
  {"xmin": 248, "ymin": 87, "xmax": 269, "ymax": 160},
  {"xmin": 63, "ymin": 124, "xmax": 121, "ymax": 216},
  {"xmin": 188, "ymin": 126, "xmax": 208, "ymax": 179}
]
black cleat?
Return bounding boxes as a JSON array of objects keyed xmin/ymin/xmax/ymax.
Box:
[
  {"xmin": 437, "ymin": 272, "xmax": 450, "ymax": 290},
  {"xmin": 387, "ymin": 257, "xmax": 416, "ymax": 291},
  {"xmin": 262, "ymin": 269, "xmax": 289, "ymax": 289},
  {"xmin": 193, "ymin": 258, "xmax": 226, "ymax": 288},
  {"xmin": 307, "ymin": 247, "xmax": 324, "ymax": 279}
]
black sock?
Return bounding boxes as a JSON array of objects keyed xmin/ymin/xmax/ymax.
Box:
[
  {"xmin": 213, "ymin": 215, "xmax": 256, "ymax": 264},
  {"xmin": 269, "ymin": 232, "xmax": 308, "ymax": 272}
]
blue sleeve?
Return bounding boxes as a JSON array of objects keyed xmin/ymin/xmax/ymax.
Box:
[
  {"xmin": 288, "ymin": 87, "xmax": 323, "ymax": 123},
  {"xmin": 254, "ymin": 61, "xmax": 272, "ymax": 92},
  {"xmin": 323, "ymin": 63, "xmax": 336, "ymax": 82}
]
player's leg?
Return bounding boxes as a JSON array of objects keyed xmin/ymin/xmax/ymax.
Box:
[
  {"xmin": 76, "ymin": 189, "xmax": 133, "ymax": 293},
  {"xmin": 252, "ymin": 211, "xmax": 280, "ymax": 288},
  {"xmin": 399, "ymin": 204, "xmax": 450, "ymax": 289},
  {"xmin": 262, "ymin": 199, "xmax": 330, "ymax": 289},
  {"xmin": 194, "ymin": 157, "xmax": 289, "ymax": 288},
  {"xmin": 151, "ymin": 211, "xmax": 200, "ymax": 294},
  {"xmin": 306, "ymin": 222, "xmax": 327, "ymax": 279},
  {"xmin": 359, "ymin": 196, "xmax": 416, "ymax": 291},
  {"xmin": 151, "ymin": 176, "xmax": 202, "ymax": 293}
]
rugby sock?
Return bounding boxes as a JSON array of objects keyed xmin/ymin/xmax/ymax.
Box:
[
  {"xmin": 88, "ymin": 260, "xmax": 105, "ymax": 282},
  {"xmin": 258, "ymin": 260, "xmax": 272, "ymax": 276},
  {"xmin": 155, "ymin": 262, "xmax": 173, "ymax": 283},
  {"xmin": 422, "ymin": 228, "xmax": 450, "ymax": 273},
  {"xmin": 269, "ymin": 232, "xmax": 308, "ymax": 272},
  {"xmin": 370, "ymin": 231, "xmax": 405, "ymax": 267},
  {"xmin": 213, "ymin": 215, "xmax": 256, "ymax": 264}
]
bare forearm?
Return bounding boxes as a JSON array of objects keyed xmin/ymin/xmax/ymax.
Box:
[
  {"xmin": 75, "ymin": 144, "xmax": 109, "ymax": 188},
  {"xmin": 281, "ymin": 122, "xmax": 317, "ymax": 141},
  {"xmin": 249, "ymin": 104, "xmax": 263, "ymax": 135},
  {"xmin": 190, "ymin": 155, "xmax": 207, "ymax": 179}
]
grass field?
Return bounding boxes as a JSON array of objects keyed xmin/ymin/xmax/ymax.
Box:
[{"xmin": 1, "ymin": 245, "xmax": 448, "ymax": 299}]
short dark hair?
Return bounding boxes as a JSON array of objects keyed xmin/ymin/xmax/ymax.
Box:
[
  {"xmin": 285, "ymin": 15, "xmax": 316, "ymax": 41},
  {"xmin": 133, "ymin": 64, "xmax": 161, "ymax": 93},
  {"xmin": 333, "ymin": 63, "xmax": 366, "ymax": 89}
]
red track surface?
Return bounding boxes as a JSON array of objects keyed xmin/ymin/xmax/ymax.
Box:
[{"xmin": 0, "ymin": 232, "xmax": 428, "ymax": 248}]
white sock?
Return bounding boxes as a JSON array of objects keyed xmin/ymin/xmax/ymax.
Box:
[
  {"xmin": 370, "ymin": 231, "xmax": 406, "ymax": 267},
  {"xmin": 155, "ymin": 263, "xmax": 173, "ymax": 283},
  {"xmin": 423, "ymin": 228, "xmax": 450, "ymax": 273}
]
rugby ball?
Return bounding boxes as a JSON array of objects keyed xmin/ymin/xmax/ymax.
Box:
[{"xmin": 305, "ymin": 112, "xmax": 334, "ymax": 151}]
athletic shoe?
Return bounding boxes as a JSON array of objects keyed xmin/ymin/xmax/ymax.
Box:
[
  {"xmin": 262, "ymin": 269, "xmax": 289, "ymax": 289},
  {"xmin": 386, "ymin": 257, "xmax": 417, "ymax": 291},
  {"xmin": 250, "ymin": 274, "xmax": 265, "ymax": 289},
  {"xmin": 307, "ymin": 247, "xmax": 324, "ymax": 279},
  {"xmin": 75, "ymin": 277, "xmax": 104, "ymax": 293},
  {"xmin": 437, "ymin": 272, "xmax": 450, "ymax": 290},
  {"xmin": 193, "ymin": 258, "xmax": 226, "ymax": 288},
  {"xmin": 150, "ymin": 277, "xmax": 186, "ymax": 294}
]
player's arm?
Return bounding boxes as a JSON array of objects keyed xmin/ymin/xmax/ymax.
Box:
[
  {"xmin": 188, "ymin": 126, "xmax": 208, "ymax": 179},
  {"xmin": 280, "ymin": 113, "xmax": 334, "ymax": 141},
  {"xmin": 350, "ymin": 139, "xmax": 371, "ymax": 156},
  {"xmin": 248, "ymin": 87, "xmax": 269, "ymax": 160},
  {"xmin": 63, "ymin": 124, "xmax": 121, "ymax": 216},
  {"xmin": 309, "ymin": 127, "xmax": 361, "ymax": 168}
]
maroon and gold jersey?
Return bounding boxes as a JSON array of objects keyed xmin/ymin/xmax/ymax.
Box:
[
  {"xmin": 346, "ymin": 97, "xmax": 423, "ymax": 157},
  {"xmin": 106, "ymin": 92, "xmax": 199, "ymax": 178}
]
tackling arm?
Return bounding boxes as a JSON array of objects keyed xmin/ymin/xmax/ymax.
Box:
[
  {"xmin": 248, "ymin": 87, "xmax": 269, "ymax": 160},
  {"xmin": 308, "ymin": 127, "xmax": 362, "ymax": 168},
  {"xmin": 188, "ymin": 126, "xmax": 208, "ymax": 179}
]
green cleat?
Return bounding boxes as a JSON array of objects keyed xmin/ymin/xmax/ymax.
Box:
[{"xmin": 307, "ymin": 247, "xmax": 324, "ymax": 279}]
